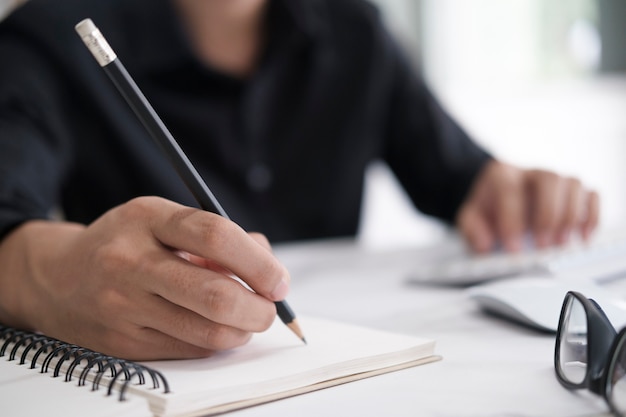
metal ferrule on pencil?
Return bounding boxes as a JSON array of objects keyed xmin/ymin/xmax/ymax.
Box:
[{"xmin": 75, "ymin": 19, "xmax": 116, "ymax": 67}]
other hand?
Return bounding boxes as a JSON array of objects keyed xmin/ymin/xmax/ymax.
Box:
[{"xmin": 456, "ymin": 160, "xmax": 599, "ymax": 253}]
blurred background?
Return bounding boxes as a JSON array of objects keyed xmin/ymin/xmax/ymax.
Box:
[
  {"xmin": 361, "ymin": 0, "xmax": 626, "ymax": 248},
  {"xmin": 2, "ymin": 0, "xmax": 625, "ymax": 248}
]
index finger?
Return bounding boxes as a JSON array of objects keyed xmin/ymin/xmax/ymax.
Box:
[
  {"xmin": 148, "ymin": 199, "xmax": 290, "ymax": 301},
  {"xmin": 494, "ymin": 175, "xmax": 525, "ymax": 252},
  {"xmin": 582, "ymin": 190, "xmax": 600, "ymax": 239},
  {"xmin": 527, "ymin": 171, "xmax": 564, "ymax": 248}
]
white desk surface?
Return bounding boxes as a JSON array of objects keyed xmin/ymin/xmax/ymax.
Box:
[
  {"xmin": 241, "ymin": 76, "xmax": 626, "ymax": 417},
  {"xmin": 229, "ymin": 237, "xmax": 621, "ymax": 417}
]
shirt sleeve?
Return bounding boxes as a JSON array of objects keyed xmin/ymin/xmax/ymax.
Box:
[
  {"xmin": 381, "ymin": 33, "xmax": 493, "ymax": 224},
  {"xmin": 0, "ymin": 37, "xmax": 73, "ymax": 240}
]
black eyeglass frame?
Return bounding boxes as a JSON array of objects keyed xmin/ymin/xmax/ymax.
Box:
[{"xmin": 554, "ymin": 290, "xmax": 626, "ymax": 416}]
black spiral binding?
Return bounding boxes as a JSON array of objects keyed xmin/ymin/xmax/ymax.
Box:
[{"xmin": 0, "ymin": 324, "xmax": 170, "ymax": 401}]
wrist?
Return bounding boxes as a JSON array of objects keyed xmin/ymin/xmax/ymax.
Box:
[{"xmin": 0, "ymin": 220, "xmax": 85, "ymax": 329}]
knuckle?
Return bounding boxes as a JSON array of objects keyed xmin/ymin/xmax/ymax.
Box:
[
  {"xmin": 202, "ymin": 324, "xmax": 227, "ymax": 349},
  {"xmin": 544, "ymin": 171, "xmax": 560, "ymax": 184},
  {"xmin": 202, "ymin": 279, "xmax": 237, "ymax": 321},
  {"xmin": 98, "ymin": 288, "xmax": 128, "ymax": 315},
  {"xmin": 203, "ymin": 324, "xmax": 250, "ymax": 351},
  {"xmin": 531, "ymin": 170, "xmax": 559, "ymax": 190},
  {"xmin": 118, "ymin": 196, "xmax": 161, "ymax": 220},
  {"xmin": 199, "ymin": 220, "xmax": 225, "ymax": 250},
  {"xmin": 534, "ymin": 168, "xmax": 554, "ymax": 180},
  {"xmin": 495, "ymin": 164, "xmax": 522, "ymax": 187},
  {"xmin": 167, "ymin": 205, "xmax": 200, "ymax": 231},
  {"xmin": 568, "ymin": 177, "xmax": 582, "ymax": 190},
  {"xmin": 196, "ymin": 215, "xmax": 237, "ymax": 250},
  {"xmin": 93, "ymin": 239, "xmax": 145, "ymax": 279},
  {"xmin": 257, "ymin": 258, "xmax": 287, "ymax": 291}
]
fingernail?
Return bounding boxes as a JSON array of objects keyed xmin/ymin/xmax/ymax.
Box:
[
  {"xmin": 174, "ymin": 250, "xmax": 190, "ymax": 261},
  {"xmin": 270, "ymin": 279, "xmax": 289, "ymax": 300}
]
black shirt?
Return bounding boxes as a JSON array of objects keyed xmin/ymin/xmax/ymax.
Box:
[{"xmin": 0, "ymin": 0, "xmax": 491, "ymax": 243}]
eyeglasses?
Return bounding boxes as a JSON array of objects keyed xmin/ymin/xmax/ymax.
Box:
[{"xmin": 554, "ymin": 291, "xmax": 626, "ymax": 416}]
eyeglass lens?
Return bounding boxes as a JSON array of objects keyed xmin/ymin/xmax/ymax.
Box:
[
  {"xmin": 609, "ymin": 335, "xmax": 626, "ymax": 414},
  {"xmin": 559, "ymin": 295, "xmax": 588, "ymax": 384}
]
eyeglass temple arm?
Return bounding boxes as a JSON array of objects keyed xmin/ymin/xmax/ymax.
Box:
[{"xmin": 587, "ymin": 298, "xmax": 618, "ymax": 393}]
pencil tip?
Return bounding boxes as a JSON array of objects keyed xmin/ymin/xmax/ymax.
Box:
[
  {"xmin": 301, "ymin": 337, "xmax": 307, "ymax": 345},
  {"xmin": 286, "ymin": 319, "xmax": 306, "ymax": 344}
]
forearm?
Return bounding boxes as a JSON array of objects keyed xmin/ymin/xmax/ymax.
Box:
[
  {"xmin": 380, "ymin": 31, "xmax": 492, "ymax": 222},
  {"xmin": 384, "ymin": 81, "xmax": 493, "ymax": 222}
]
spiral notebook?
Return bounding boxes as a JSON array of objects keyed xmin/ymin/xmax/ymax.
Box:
[{"xmin": 0, "ymin": 317, "xmax": 438, "ymax": 417}]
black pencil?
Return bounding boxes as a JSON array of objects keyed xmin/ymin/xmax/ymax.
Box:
[{"xmin": 75, "ymin": 18, "xmax": 305, "ymax": 344}]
